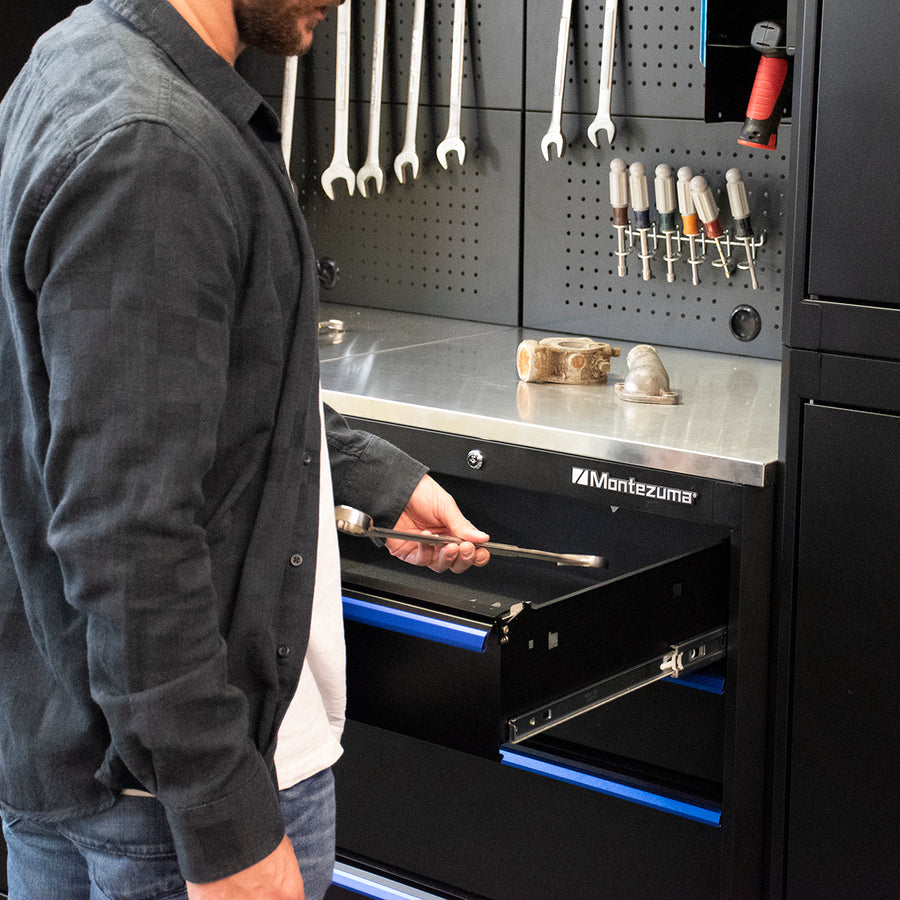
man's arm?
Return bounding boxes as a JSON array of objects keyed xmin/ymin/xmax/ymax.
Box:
[{"xmin": 324, "ymin": 405, "xmax": 489, "ymax": 573}]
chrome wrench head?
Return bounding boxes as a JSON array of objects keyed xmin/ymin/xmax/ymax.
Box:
[
  {"xmin": 320, "ymin": 165, "xmax": 356, "ymax": 200},
  {"xmin": 436, "ymin": 137, "xmax": 465, "ymax": 170},
  {"xmin": 393, "ymin": 151, "xmax": 420, "ymax": 183},
  {"xmin": 587, "ymin": 112, "xmax": 615, "ymax": 147},
  {"xmin": 356, "ymin": 163, "xmax": 385, "ymax": 197},
  {"xmin": 540, "ymin": 130, "xmax": 565, "ymax": 161}
]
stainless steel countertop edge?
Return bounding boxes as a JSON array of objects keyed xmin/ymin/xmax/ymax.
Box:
[{"xmin": 323, "ymin": 389, "xmax": 774, "ymax": 488}]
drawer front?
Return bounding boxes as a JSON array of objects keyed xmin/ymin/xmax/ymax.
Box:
[{"xmin": 334, "ymin": 721, "xmax": 722, "ymax": 900}]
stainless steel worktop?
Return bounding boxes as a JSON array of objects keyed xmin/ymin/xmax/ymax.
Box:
[{"xmin": 319, "ymin": 304, "xmax": 781, "ymax": 487}]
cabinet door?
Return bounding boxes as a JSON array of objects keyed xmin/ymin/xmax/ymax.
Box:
[
  {"xmin": 806, "ymin": 0, "xmax": 900, "ymax": 307},
  {"xmin": 787, "ymin": 403, "xmax": 900, "ymax": 896}
]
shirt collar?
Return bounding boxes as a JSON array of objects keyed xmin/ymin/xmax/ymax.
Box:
[{"xmin": 98, "ymin": 0, "xmax": 280, "ymax": 135}]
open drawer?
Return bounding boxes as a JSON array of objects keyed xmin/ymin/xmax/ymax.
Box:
[{"xmin": 339, "ymin": 503, "xmax": 730, "ymax": 758}]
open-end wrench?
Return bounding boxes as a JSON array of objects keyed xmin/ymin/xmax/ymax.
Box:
[
  {"xmin": 394, "ymin": 0, "xmax": 426, "ymax": 182},
  {"xmin": 357, "ymin": 0, "xmax": 387, "ymax": 196},
  {"xmin": 541, "ymin": 0, "xmax": 573, "ymax": 161},
  {"xmin": 335, "ymin": 505, "xmax": 606, "ymax": 568},
  {"xmin": 587, "ymin": 0, "xmax": 618, "ymax": 146},
  {"xmin": 436, "ymin": 0, "xmax": 466, "ymax": 169},
  {"xmin": 320, "ymin": 2, "xmax": 355, "ymax": 199},
  {"xmin": 280, "ymin": 55, "xmax": 298, "ymax": 171}
]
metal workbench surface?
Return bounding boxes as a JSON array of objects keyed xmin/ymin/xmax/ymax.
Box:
[{"xmin": 319, "ymin": 304, "xmax": 781, "ymax": 487}]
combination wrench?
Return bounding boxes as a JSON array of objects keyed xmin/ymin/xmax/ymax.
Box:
[
  {"xmin": 587, "ymin": 0, "xmax": 618, "ymax": 147},
  {"xmin": 335, "ymin": 505, "xmax": 605, "ymax": 568},
  {"xmin": 436, "ymin": 0, "xmax": 466, "ymax": 169},
  {"xmin": 280, "ymin": 55, "xmax": 298, "ymax": 172},
  {"xmin": 541, "ymin": 0, "xmax": 573, "ymax": 161},
  {"xmin": 357, "ymin": 0, "xmax": 387, "ymax": 196},
  {"xmin": 320, "ymin": 1, "xmax": 355, "ymax": 199},
  {"xmin": 394, "ymin": 0, "xmax": 426, "ymax": 182}
]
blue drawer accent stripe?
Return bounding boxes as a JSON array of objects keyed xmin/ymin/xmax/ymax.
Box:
[
  {"xmin": 342, "ymin": 595, "xmax": 490, "ymax": 652},
  {"xmin": 499, "ymin": 747, "xmax": 722, "ymax": 827},
  {"xmin": 664, "ymin": 670, "xmax": 726, "ymax": 694}
]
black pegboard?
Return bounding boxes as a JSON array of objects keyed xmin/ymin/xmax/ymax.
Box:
[
  {"xmin": 240, "ymin": 0, "xmax": 791, "ymax": 356},
  {"xmin": 289, "ymin": 98, "xmax": 521, "ymax": 325},
  {"xmin": 523, "ymin": 116, "xmax": 790, "ymax": 358},
  {"xmin": 526, "ymin": 0, "xmax": 706, "ymax": 120}
]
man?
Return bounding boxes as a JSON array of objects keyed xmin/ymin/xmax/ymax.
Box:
[{"xmin": 0, "ymin": 0, "xmax": 489, "ymax": 897}]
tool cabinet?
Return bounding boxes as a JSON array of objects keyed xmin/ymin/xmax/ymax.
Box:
[{"xmin": 312, "ymin": 305, "xmax": 777, "ymax": 898}]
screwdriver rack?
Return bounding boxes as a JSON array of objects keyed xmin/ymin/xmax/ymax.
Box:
[{"xmin": 617, "ymin": 225, "xmax": 766, "ymax": 275}]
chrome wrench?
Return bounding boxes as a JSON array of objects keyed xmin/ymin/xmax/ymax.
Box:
[
  {"xmin": 357, "ymin": 0, "xmax": 387, "ymax": 196},
  {"xmin": 394, "ymin": 0, "xmax": 426, "ymax": 182},
  {"xmin": 320, "ymin": 2, "xmax": 355, "ymax": 199},
  {"xmin": 335, "ymin": 506, "xmax": 606, "ymax": 568},
  {"xmin": 436, "ymin": 0, "xmax": 466, "ymax": 169},
  {"xmin": 587, "ymin": 0, "xmax": 618, "ymax": 146},
  {"xmin": 541, "ymin": 0, "xmax": 573, "ymax": 161},
  {"xmin": 280, "ymin": 55, "xmax": 298, "ymax": 170}
]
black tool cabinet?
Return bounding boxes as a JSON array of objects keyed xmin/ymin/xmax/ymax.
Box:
[
  {"xmin": 320, "ymin": 410, "xmax": 775, "ymax": 899},
  {"xmin": 772, "ymin": 0, "xmax": 900, "ymax": 896}
]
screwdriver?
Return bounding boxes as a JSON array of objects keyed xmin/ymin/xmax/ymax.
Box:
[
  {"xmin": 654, "ymin": 164, "xmax": 678, "ymax": 283},
  {"xmin": 690, "ymin": 175, "xmax": 732, "ymax": 279},
  {"xmin": 676, "ymin": 167, "xmax": 701, "ymax": 285},
  {"xmin": 609, "ymin": 158, "xmax": 629, "ymax": 278},
  {"xmin": 628, "ymin": 161, "xmax": 653, "ymax": 281},
  {"xmin": 725, "ymin": 168, "xmax": 759, "ymax": 289}
]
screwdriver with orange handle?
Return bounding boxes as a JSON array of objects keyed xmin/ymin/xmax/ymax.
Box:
[
  {"xmin": 676, "ymin": 166, "xmax": 701, "ymax": 285},
  {"xmin": 690, "ymin": 175, "xmax": 732, "ymax": 279}
]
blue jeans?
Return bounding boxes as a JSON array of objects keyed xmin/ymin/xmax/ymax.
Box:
[{"xmin": 1, "ymin": 768, "xmax": 335, "ymax": 900}]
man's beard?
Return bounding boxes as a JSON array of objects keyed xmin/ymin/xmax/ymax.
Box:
[{"xmin": 234, "ymin": 0, "xmax": 309, "ymax": 57}]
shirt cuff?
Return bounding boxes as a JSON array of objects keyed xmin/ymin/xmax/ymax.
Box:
[{"xmin": 165, "ymin": 757, "xmax": 284, "ymax": 884}]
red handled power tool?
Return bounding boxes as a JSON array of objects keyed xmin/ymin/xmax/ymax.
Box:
[{"xmin": 738, "ymin": 20, "xmax": 790, "ymax": 151}]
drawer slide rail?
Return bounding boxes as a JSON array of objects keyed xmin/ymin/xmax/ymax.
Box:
[{"xmin": 507, "ymin": 626, "xmax": 727, "ymax": 744}]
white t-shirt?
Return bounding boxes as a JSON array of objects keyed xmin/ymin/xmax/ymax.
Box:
[{"xmin": 273, "ymin": 396, "xmax": 346, "ymax": 789}]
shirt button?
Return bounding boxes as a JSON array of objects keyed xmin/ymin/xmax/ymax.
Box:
[
  {"xmin": 302, "ymin": 452, "xmax": 312, "ymax": 466},
  {"xmin": 277, "ymin": 645, "xmax": 291, "ymax": 659},
  {"xmin": 290, "ymin": 554, "xmax": 303, "ymax": 567}
]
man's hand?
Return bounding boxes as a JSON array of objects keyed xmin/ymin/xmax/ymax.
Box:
[
  {"xmin": 186, "ymin": 835, "xmax": 304, "ymax": 900},
  {"xmin": 387, "ymin": 475, "xmax": 490, "ymax": 574}
]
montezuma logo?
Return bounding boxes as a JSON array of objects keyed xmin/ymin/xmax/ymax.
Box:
[{"xmin": 571, "ymin": 467, "xmax": 698, "ymax": 505}]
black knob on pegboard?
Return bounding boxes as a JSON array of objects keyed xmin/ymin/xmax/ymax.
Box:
[
  {"xmin": 730, "ymin": 305, "xmax": 762, "ymax": 342},
  {"xmin": 317, "ymin": 257, "xmax": 340, "ymax": 289}
]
